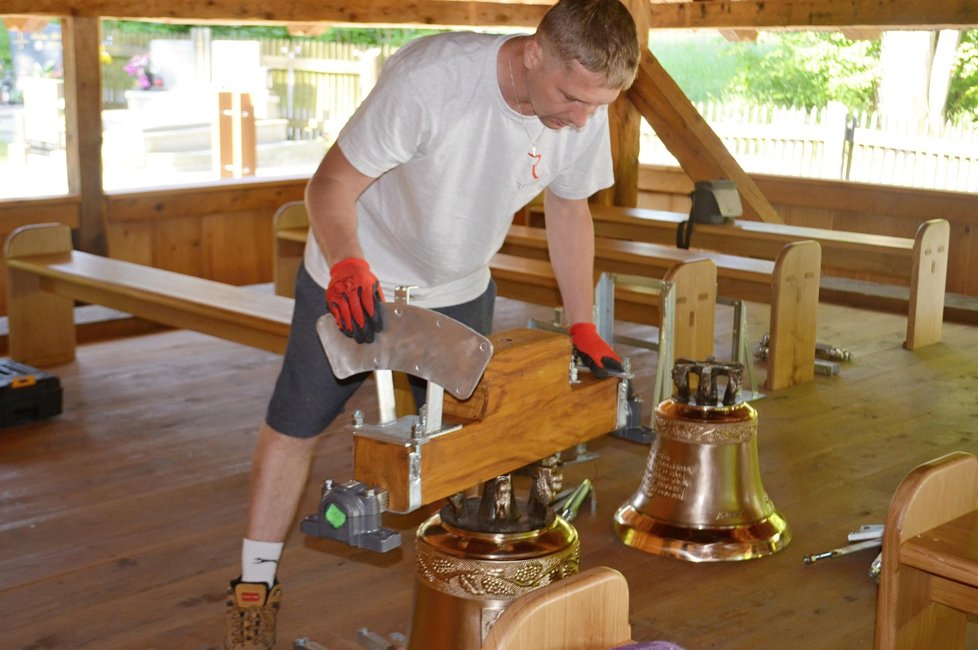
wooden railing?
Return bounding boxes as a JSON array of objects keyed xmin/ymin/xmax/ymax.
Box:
[{"xmin": 641, "ymin": 101, "xmax": 978, "ymax": 193}]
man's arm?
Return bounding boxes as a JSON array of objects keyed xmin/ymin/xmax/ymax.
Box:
[
  {"xmin": 544, "ymin": 189, "xmax": 623, "ymax": 377},
  {"xmin": 305, "ymin": 143, "xmax": 375, "ymax": 266},
  {"xmin": 306, "ymin": 143, "xmax": 385, "ymax": 344},
  {"xmin": 543, "ymin": 189, "xmax": 596, "ymax": 326}
]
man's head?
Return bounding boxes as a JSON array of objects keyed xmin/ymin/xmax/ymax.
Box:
[
  {"xmin": 522, "ymin": 0, "xmax": 640, "ymax": 129},
  {"xmin": 536, "ymin": 0, "xmax": 640, "ymax": 91}
]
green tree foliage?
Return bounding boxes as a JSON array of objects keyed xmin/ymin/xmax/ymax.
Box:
[
  {"xmin": 947, "ymin": 30, "xmax": 978, "ymax": 124},
  {"xmin": 650, "ymin": 33, "xmax": 748, "ymax": 102},
  {"xmin": 651, "ymin": 31, "xmax": 880, "ymax": 112},
  {"xmin": 726, "ymin": 32, "xmax": 879, "ymax": 111},
  {"xmin": 0, "ymin": 19, "xmax": 12, "ymax": 77}
]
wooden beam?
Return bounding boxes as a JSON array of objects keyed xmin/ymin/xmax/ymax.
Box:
[
  {"xmin": 3, "ymin": 1, "xmax": 550, "ymax": 28},
  {"xmin": 61, "ymin": 16, "xmax": 106, "ymax": 255},
  {"xmin": 648, "ymin": 0, "xmax": 978, "ymax": 30},
  {"xmin": 355, "ymin": 328, "xmax": 621, "ymax": 512},
  {"xmin": 9, "ymin": 0, "xmax": 978, "ymax": 32},
  {"xmin": 598, "ymin": 0, "xmax": 649, "ymax": 209},
  {"xmin": 626, "ymin": 51, "xmax": 782, "ymax": 223}
]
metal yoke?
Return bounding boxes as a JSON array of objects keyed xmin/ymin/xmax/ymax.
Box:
[{"xmin": 301, "ymin": 300, "xmax": 493, "ymax": 551}]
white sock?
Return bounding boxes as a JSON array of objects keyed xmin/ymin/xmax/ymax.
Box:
[{"xmin": 241, "ymin": 538, "xmax": 284, "ymax": 588}]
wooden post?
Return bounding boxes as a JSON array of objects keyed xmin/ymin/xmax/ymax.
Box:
[
  {"xmin": 61, "ymin": 16, "xmax": 106, "ymax": 255},
  {"xmin": 820, "ymin": 101, "xmax": 849, "ymax": 179},
  {"xmin": 215, "ymin": 91, "xmax": 256, "ymax": 179},
  {"xmin": 596, "ymin": 0, "xmax": 648, "ymax": 209}
]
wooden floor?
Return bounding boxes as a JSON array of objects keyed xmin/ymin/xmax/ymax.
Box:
[{"xmin": 2, "ymin": 296, "xmax": 978, "ymax": 649}]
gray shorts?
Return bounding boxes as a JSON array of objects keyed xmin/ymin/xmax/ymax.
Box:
[{"xmin": 266, "ymin": 263, "xmax": 496, "ymax": 438}]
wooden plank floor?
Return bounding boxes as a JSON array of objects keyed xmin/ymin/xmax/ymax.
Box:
[{"xmin": 2, "ymin": 297, "xmax": 978, "ymax": 649}]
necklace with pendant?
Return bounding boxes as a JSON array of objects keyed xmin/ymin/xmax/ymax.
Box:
[{"xmin": 507, "ymin": 53, "xmax": 545, "ymax": 180}]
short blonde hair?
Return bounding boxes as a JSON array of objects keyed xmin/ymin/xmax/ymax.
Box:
[{"xmin": 536, "ymin": 0, "xmax": 640, "ymax": 89}]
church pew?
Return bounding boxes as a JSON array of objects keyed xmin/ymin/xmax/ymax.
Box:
[
  {"xmin": 500, "ymin": 224, "xmax": 821, "ymax": 390},
  {"xmin": 875, "ymin": 451, "xmax": 978, "ymax": 649},
  {"xmin": 273, "ymin": 200, "xmax": 309, "ymax": 297},
  {"xmin": 4, "ymin": 222, "xmax": 293, "ymax": 367},
  {"xmin": 567, "ymin": 204, "xmax": 949, "ymax": 350},
  {"xmin": 480, "ymin": 566, "xmax": 634, "ymax": 650}
]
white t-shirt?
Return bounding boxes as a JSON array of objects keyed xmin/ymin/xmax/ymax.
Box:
[{"xmin": 304, "ymin": 32, "xmax": 615, "ymax": 308}]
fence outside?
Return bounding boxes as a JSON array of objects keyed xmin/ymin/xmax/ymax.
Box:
[
  {"xmin": 97, "ymin": 29, "xmax": 978, "ymax": 194},
  {"xmin": 101, "ymin": 28, "xmax": 392, "ymax": 141},
  {"xmin": 640, "ymin": 100, "xmax": 978, "ymax": 193}
]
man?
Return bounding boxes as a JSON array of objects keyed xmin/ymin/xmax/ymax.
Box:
[{"xmin": 224, "ymin": 0, "xmax": 639, "ymax": 646}]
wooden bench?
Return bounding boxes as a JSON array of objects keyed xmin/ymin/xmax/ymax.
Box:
[
  {"xmin": 273, "ymin": 200, "xmax": 309, "ymax": 298},
  {"xmin": 875, "ymin": 451, "xmax": 978, "ymax": 649},
  {"xmin": 567, "ymin": 204, "xmax": 949, "ymax": 350},
  {"xmin": 500, "ymin": 224, "xmax": 821, "ymax": 390},
  {"xmin": 5, "ymin": 223, "xmax": 293, "ymax": 367},
  {"xmin": 480, "ymin": 566, "xmax": 634, "ymax": 650}
]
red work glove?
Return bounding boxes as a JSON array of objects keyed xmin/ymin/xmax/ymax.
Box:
[
  {"xmin": 568, "ymin": 322, "xmax": 624, "ymax": 378},
  {"xmin": 326, "ymin": 258, "xmax": 385, "ymax": 344}
]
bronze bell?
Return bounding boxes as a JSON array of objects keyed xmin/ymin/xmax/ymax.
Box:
[
  {"xmin": 614, "ymin": 358, "xmax": 791, "ymax": 561},
  {"xmin": 408, "ymin": 460, "xmax": 580, "ymax": 650}
]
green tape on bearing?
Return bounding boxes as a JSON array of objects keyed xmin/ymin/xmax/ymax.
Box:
[{"xmin": 325, "ymin": 503, "xmax": 347, "ymax": 529}]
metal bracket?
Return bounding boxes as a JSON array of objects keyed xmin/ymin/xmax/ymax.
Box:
[
  {"xmin": 718, "ymin": 296, "xmax": 763, "ymax": 401},
  {"xmin": 299, "ymin": 479, "xmax": 402, "ymax": 552},
  {"xmin": 613, "ymin": 359, "xmax": 653, "ymax": 444}
]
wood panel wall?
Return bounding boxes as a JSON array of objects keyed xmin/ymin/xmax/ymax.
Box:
[
  {"xmin": 0, "ymin": 166, "xmax": 975, "ymax": 323},
  {"xmin": 101, "ymin": 177, "xmax": 307, "ymax": 285},
  {"xmin": 637, "ymin": 165, "xmax": 978, "ymax": 297}
]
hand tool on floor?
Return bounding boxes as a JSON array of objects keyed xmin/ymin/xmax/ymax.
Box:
[{"xmin": 803, "ymin": 525, "xmax": 884, "ymax": 565}]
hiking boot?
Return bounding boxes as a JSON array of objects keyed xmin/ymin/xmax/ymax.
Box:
[{"xmin": 223, "ymin": 577, "xmax": 282, "ymax": 649}]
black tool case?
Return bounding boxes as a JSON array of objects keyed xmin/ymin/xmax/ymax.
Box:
[{"xmin": 0, "ymin": 359, "xmax": 63, "ymax": 427}]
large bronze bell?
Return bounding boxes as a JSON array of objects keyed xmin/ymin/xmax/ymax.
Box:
[
  {"xmin": 614, "ymin": 358, "xmax": 790, "ymax": 561},
  {"xmin": 408, "ymin": 460, "xmax": 580, "ymax": 650}
]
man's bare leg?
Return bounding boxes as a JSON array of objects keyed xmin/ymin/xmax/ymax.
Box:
[
  {"xmin": 246, "ymin": 422, "xmax": 318, "ymax": 541},
  {"xmin": 225, "ymin": 424, "xmax": 313, "ymax": 648}
]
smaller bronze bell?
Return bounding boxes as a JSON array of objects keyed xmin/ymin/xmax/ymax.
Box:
[
  {"xmin": 614, "ymin": 358, "xmax": 790, "ymax": 562},
  {"xmin": 408, "ymin": 461, "xmax": 580, "ymax": 650}
]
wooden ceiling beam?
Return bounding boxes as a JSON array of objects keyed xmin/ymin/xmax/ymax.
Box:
[
  {"xmin": 1, "ymin": 1, "xmax": 549, "ymax": 28},
  {"xmin": 648, "ymin": 0, "xmax": 978, "ymax": 31},
  {"xmin": 9, "ymin": 0, "xmax": 977, "ymax": 30},
  {"xmin": 627, "ymin": 51, "xmax": 782, "ymax": 223}
]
